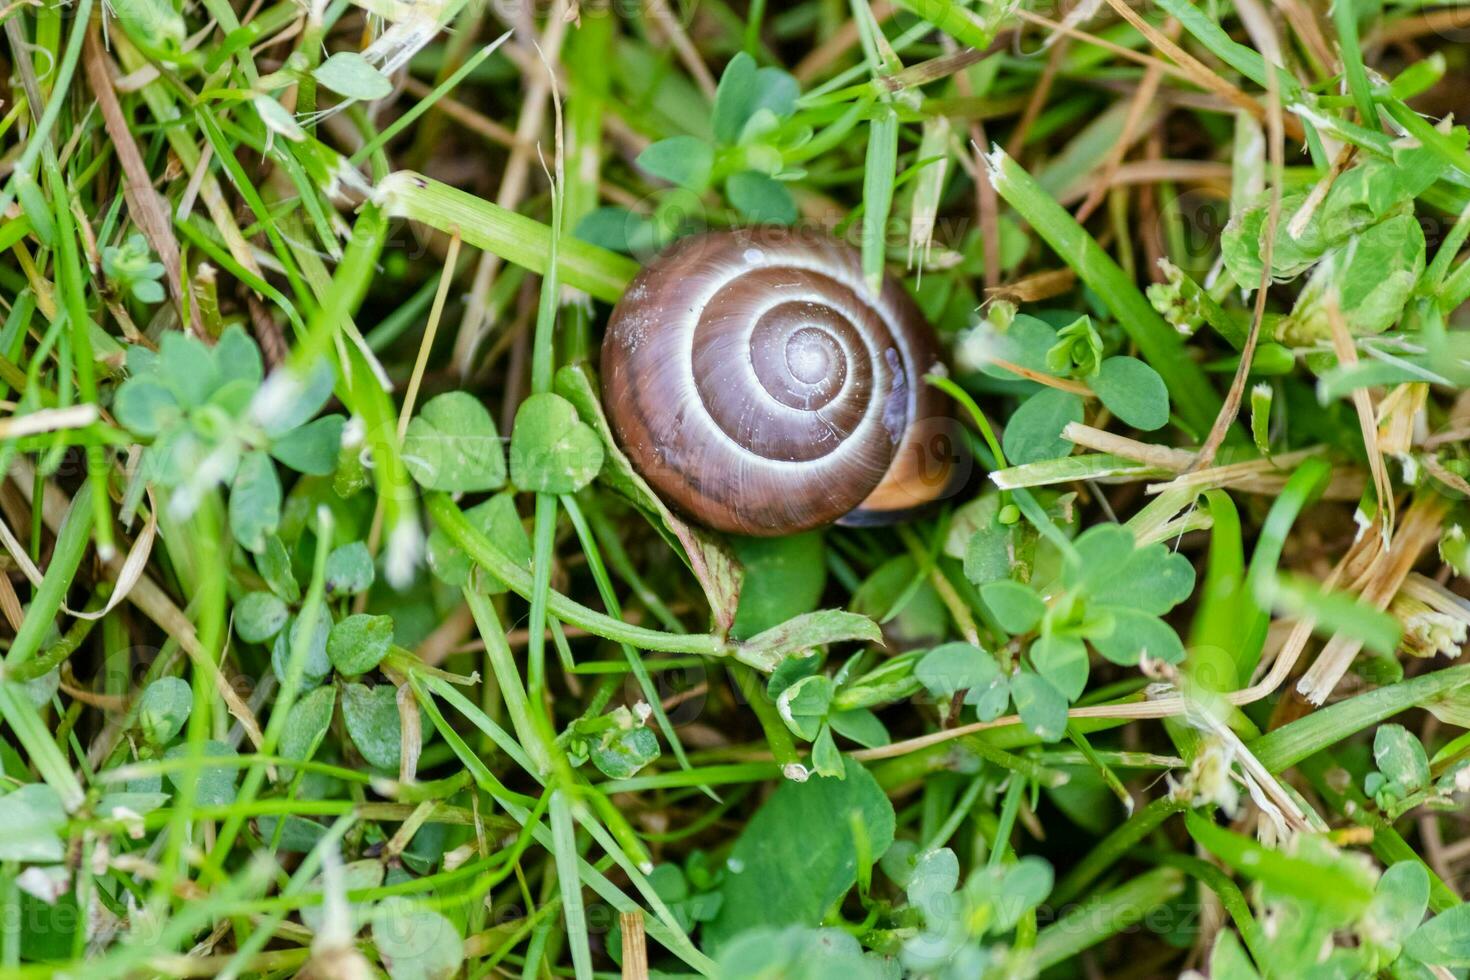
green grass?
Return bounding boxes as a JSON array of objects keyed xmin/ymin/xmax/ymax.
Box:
[{"xmin": 3, "ymin": 1, "xmax": 1470, "ymax": 977}]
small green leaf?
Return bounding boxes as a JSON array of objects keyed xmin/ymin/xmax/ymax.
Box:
[
  {"xmin": 1207, "ymin": 932, "xmax": 1261, "ymax": 980},
  {"xmin": 328, "ymin": 613, "xmax": 395, "ymax": 676},
  {"xmin": 736, "ymin": 610, "xmax": 883, "ymax": 672},
  {"xmin": 313, "ymin": 51, "xmax": 393, "ymax": 101},
  {"xmin": 138, "ymin": 677, "xmax": 192, "ymax": 746},
  {"xmin": 726, "ymin": 171, "xmax": 797, "ymax": 225},
  {"xmin": 777, "ymin": 674, "xmax": 834, "ymax": 741},
  {"xmin": 302, "ymin": 859, "xmax": 383, "ymax": 933},
  {"xmin": 980, "ymin": 580, "xmax": 1045, "ymax": 633},
  {"xmin": 0, "ymin": 785, "xmax": 66, "ymax": 862},
  {"xmin": 425, "ymin": 492, "xmax": 529, "ymax": 590},
  {"xmin": 1365, "ymin": 861, "xmax": 1429, "ymax": 954},
  {"xmin": 325, "ymin": 541, "xmax": 376, "ymax": 596},
  {"xmin": 1089, "ymin": 541, "xmax": 1196, "ymax": 616},
  {"xmin": 810, "ymin": 725, "xmax": 844, "ymax": 778},
  {"xmin": 234, "ymin": 591, "xmax": 289, "ymax": 644},
  {"xmin": 712, "ymin": 51, "xmax": 760, "ymax": 143},
  {"xmin": 1002, "ymin": 388, "xmax": 1083, "ymax": 465},
  {"xmin": 702, "ymin": 756, "xmax": 894, "ymax": 948},
  {"xmin": 279, "ymin": 686, "xmax": 336, "ymax": 778},
  {"xmin": 1089, "ymin": 356, "xmax": 1170, "ymax": 431},
  {"xmin": 915, "ymin": 642, "xmax": 1007, "ymax": 720},
  {"xmin": 963, "ymin": 522, "xmax": 1013, "ymax": 586},
  {"xmin": 158, "ymin": 332, "xmax": 217, "ymax": 407},
  {"xmin": 1374, "ymin": 724, "xmax": 1431, "ymax": 794},
  {"xmin": 508, "ymin": 392, "xmax": 604, "ymax": 494},
  {"xmin": 906, "ymin": 847, "xmax": 959, "ymax": 913},
  {"xmin": 342, "ymin": 682, "xmax": 402, "ymax": 771},
  {"xmin": 1406, "ymin": 903, "xmax": 1470, "ymax": 968},
  {"xmin": 1011, "ymin": 670, "xmax": 1067, "ymax": 742},
  {"xmin": 214, "ymin": 325, "xmax": 264, "ymax": 389},
  {"xmin": 590, "ymin": 725, "xmax": 661, "ymax": 779},
  {"xmin": 751, "ymin": 66, "xmax": 799, "ymax": 120},
  {"xmin": 272, "ymin": 615, "xmax": 332, "ymax": 690},
  {"xmin": 1030, "ymin": 633, "xmax": 1088, "ymax": 701},
  {"xmin": 113, "ymin": 379, "xmax": 180, "ymax": 436},
  {"xmin": 730, "ymin": 532, "xmax": 826, "ymax": 640},
  {"xmin": 163, "ymin": 740, "xmax": 238, "ymax": 806},
  {"xmin": 372, "ymin": 897, "xmax": 465, "ymax": 980},
  {"xmin": 229, "ymin": 451, "xmax": 282, "ymax": 554},
  {"xmin": 257, "ymin": 534, "xmax": 301, "ymax": 603},
  {"xmin": 994, "ymin": 857, "xmax": 1054, "ymax": 930},
  {"xmin": 828, "ymin": 708, "xmax": 890, "ymax": 748},
  {"xmin": 404, "ymin": 392, "xmax": 506, "ymax": 492},
  {"xmin": 1090, "ymin": 607, "xmax": 1185, "ymax": 665},
  {"xmin": 637, "ymin": 136, "xmax": 714, "ymax": 191},
  {"xmin": 269, "ymin": 415, "xmax": 345, "ymax": 475}
]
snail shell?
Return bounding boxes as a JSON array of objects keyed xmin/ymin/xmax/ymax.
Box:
[{"xmin": 601, "ymin": 228, "xmax": 963, "ymax": 536}]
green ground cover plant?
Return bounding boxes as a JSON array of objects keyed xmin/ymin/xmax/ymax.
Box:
[{"xmin": 2, "ymin": 0, "xmax": 1470, "ymax": 975}]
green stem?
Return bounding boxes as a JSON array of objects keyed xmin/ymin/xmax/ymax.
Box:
[{"xmin": 427, "ymin": 494, "xmax": 728, "ymax": 658}]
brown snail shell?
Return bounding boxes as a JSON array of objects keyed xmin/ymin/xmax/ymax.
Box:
[{"xmin": 601, "ymin": 228, "xmax": 964, "ymax": 536}]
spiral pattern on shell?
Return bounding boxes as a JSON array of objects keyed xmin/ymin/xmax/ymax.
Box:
[{"xmin": 601, "ymin": 228, "xmax": 960, "ymax": 536}]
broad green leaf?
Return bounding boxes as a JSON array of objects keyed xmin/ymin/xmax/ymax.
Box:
[
  {"xmin": 112, "ymin": 379, "xmax": 180, "ymax": 436},
  {"xmin": 1030, "ymin": 633, "xmax": 1088, "ymax": 701},
  {"xmin": 272, "ymin": 615, "xmax": 332, "ymax": 690},
  {"xmin": 1364, "ymin": 861, "xmax": 1429, "ymax": 955},
  {"xmin": 234, "ymin": 591, "xmax": 289, "ymax": 644},
  {"xmin": 158, "ymin": 332, "xmax": 218, "ymax": 408},
  {"xmin": 1089, "ymin": 356, "xmax": 1170, "ymax": 431},
  {"xmin": 508, "ymin": 392, "xmax": 603, "ymax": 494},
  {"xmin": 325, "ymin": 541, "xmax": 376, "ymax": 596},
  {"xmin": 1011, "ymin": 670, "xmax": 1067, "ymax": 742},
  {"xmin": 730, "ymin": 531, "xmax": 826, "ymax": 640},
  {"xmin": 1090, "ymin": 541, "xmax": 1196, "ymax": 616},
  {"xmin": 589, "ymin": 725, "xmax": 660, "ymax": 779},
  {"xmin": 229, "ymin": 451, "xmax": 281, "ymax": 554},
  {"xmin": 828, "ymin": 708, "xmax": 890, "ymax": 748},
  {"xmin": 163, "ymin": 740, "xmax": 238, "ymax": 806},
  {"xmin": 914, "ymin": 642, "xmax": 1000, "ymax": 699},
  {"xmin": 712, "ymin": 52, "xmax": 760, "ymax": 143},
  {"xmin": 980, "ymin": 579, "xmax": 1045, "ymax": 633},
  {"xmin": 1405, "ymin": 904, "xmax": 1470, "ymax": 968},
  {"xmin": 994, "ymin": 856, "xmax": 1054, "ymax": 930},
  {"xmin": 258, "ymin": 534, "xmax": 302, "ymax": 603},
  {"xmin": 138, "ymin": 677, "xmax": 192, "ymax": 746},
  {"xmin": 1374, "ymin": 724, "xmax": 1430, "ymax": 794},
  {"xmin": 270, "ymin": 415, "xmax": 345, "ymax": 475},
  {"xmin": 425, "ymin": 492, "xmax": 529, "ymax": 590},
  {"xmin": 714, "ymin": 925, "xmax": 884, "ymax": 979},
  {"xmin": 404, "ymin": 392, "xmax": 506, "ymax": 492},
  {"xmin": 343, "ymin": 682, "xmax": 402, "ymax": 771},
  {"xmin": 907, "ymin": 847, "xmax": 960, "ymax": 914},
  {"xmin": 1002, "ymin": 388, "xmax": 1083, "ymax": 465},
  {"xmin": 637, "ymin": 136, "xmax": 714, "ymax": 191},
  {"xmin": 1091, "ymin": 607, "xmax": 1185, "ymax": 665},
  {"xmin": 0, "ymin": 784, "xmax": 66, "ymax": 862},
  {"xmin": 372, "ymin": 897, "xmax": 465, "ymax": 980},
  {"xmin": 777, "ymin": 674, "xmax": 834, "ymax": 741},
  {"xmin": 1207, "ymin": 931, "xmax": 1261, "ymax": 980},
  {"xmin": 302, "ymin": 858, "xmax": 383, "ymax": 933},
  {"xmin": 314, "ymin": 51, "xmax": 393, "ymax": 101},
  {"xmin": 328, "ymin": 613, "xmax": 395, "ymax": 676},
  {"xmin": 213, "ymin": 325, "xmax": 263, "ymax": 389},
  {"xmin": 810, "ymin": 725, "xmax": 844, "ymax": 778},
  {"xmin": 279, "ymin": 686, "xmax": 336, "ymax": 778},
  {"xmin": 703, "ymin": 756, "xmax": 895, "ymax": 949},
  {"xmin": 726, "ymin": 171, "xmax": 797, "ymax": 225}
]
